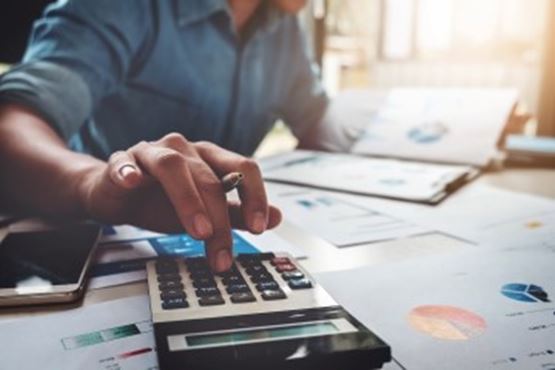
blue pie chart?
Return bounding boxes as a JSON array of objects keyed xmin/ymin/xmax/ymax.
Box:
[{"xmin": 501, "ymin": 283, "xmax": 550, "ymax": 303}]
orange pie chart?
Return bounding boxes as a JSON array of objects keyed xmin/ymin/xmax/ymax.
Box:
[{"xmin": 408, "ymin": 305, "xmax": 487, "ymax": 341}]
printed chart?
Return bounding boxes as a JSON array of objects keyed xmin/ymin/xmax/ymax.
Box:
[
  {"xmin": 266, "ymin": 184, "xmax": 430, "ymax": 247},
  {"xmin": 501, "ymin": 283, "xmax": 550, "ymax": 303},
  {"xmin": 408, "ymin": 305, "xmax": 487, "ymax": 341}
]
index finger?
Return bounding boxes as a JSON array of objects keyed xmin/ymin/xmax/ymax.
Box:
[{"xmin": 195, "ymin": 142, "xmax": 269, "ymax": 234}]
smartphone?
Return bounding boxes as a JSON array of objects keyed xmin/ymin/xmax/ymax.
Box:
[{"xmin": 0, "ymin": 223, "xmax": 101, "ymax": 306}]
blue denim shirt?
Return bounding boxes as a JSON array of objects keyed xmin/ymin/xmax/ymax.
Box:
[{"xmin": 0, "ymin": 0, "xmax": 327, "ymax": 158}]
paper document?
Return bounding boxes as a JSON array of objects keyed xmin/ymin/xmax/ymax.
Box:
[
  {"xmin": 0, "ymin": 295, "xmax": 158, "ymax": 370},
  {"xmin": 351, "ymin": 88, "xmax": 518, "ymax": 167},
  {"xmin": 266, "ymin": 183, "xmax": 431, "ymax": 247},
  {"xmin": 261, "ymin": 150, "xmax": 475, "ymax": 203},
  {"xmin": 316, "ymin": 246, "xmax": 555, "ymax": 370},
  {"xmin": 386, "ymin": 184, "xmax": 555, "ymax": 247}
]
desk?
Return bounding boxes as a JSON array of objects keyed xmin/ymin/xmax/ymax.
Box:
[{"xmin": 1, "ymin": 168, "xmax": 554, "ymax": 325}]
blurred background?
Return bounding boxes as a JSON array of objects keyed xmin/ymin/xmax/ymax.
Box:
[{"xmin": 1, "ymin": 0, "xmax": 554, "ymax": 154}]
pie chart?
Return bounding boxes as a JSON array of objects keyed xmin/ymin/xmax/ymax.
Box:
[
  {"xmin": 408, "ymin": 305, "xmax": 487, "ymax": 341},
  {"xmin": 501, "ymin": 283, "xmax": 550, "ymax": 303},
  {"xmin": 407, "ymin": 121, "xmax": 449, "ymax": 144}
]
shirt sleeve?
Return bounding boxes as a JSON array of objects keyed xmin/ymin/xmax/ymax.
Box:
[
  {"xmin": 0, "ymin": 0, "xmax": 153, "ymax": 140},
  {"xmin": 279, "ymin": 16, "xmax": 329, "ymax": 141}
]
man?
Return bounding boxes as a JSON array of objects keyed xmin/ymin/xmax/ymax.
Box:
[{"xmin": 0, "ymin": 0, "xmax": 354, "ymax": 271}]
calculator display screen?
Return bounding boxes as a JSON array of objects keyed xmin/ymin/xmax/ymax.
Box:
[{"xmin": 186, "ymin": 322, "xmax": 338, "ymax": 348}]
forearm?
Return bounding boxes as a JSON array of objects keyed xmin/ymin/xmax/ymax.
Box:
[{"xmin": 0, "ymin": 104, "xmax": 103, "ymax": 216}]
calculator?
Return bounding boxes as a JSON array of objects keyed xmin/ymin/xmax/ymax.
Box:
[{"xmin": 146, "ymin": 252, "xmax": 391, "ymax": 370}]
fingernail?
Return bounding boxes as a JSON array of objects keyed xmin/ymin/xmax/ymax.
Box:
[
  {"xmin": 119, "ymin": 165, "xmax": 136, "ymax": 179},
  {"xmin": 216, "ymin": 249, "xmax": 232, "ymax": 272},
  {"xmin": 252, "ymin": 211, "xmax": 267, "ymax": 233},
  {"xmin": 193, "ymin": 214, "xmax": 213, "ymax": 238}
]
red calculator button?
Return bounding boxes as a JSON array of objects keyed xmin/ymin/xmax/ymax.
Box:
[
  {"xmin": 275, "ymin": 263, "xmax": 296, "ymax": 273},
  {"xmin": 271, "ymin": 257, "xmax": 291, "ymax": 266}
]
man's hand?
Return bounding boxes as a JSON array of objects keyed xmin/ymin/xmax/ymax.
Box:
[{"xmin": 78, "ymin": 133, "xmax": 281, "ymax": 272}]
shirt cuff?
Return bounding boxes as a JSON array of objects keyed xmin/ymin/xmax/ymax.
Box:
[{"xmin": 0, "ymin": 61, "xmax": 92, "ymax": 140}]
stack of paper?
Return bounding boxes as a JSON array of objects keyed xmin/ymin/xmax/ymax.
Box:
[{"xmin": 261, "ymin": 150, "xmax": 476, "ymax": 204}]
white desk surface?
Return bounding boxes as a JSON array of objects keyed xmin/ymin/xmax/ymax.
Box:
[{"xmin": 0, "ymin": 167, "xmax": 553, "ymax": 320}]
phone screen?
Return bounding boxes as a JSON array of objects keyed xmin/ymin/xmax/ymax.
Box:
[{"xmin": 0, "ymin": 224, "xmax": 100, "ymax": 292}]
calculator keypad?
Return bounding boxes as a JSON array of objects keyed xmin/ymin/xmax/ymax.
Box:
[{"xmin": 151, "ymin": 253, "xmax": 313, "ymax": 311}]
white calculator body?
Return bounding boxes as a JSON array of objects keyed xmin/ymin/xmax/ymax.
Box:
[{"xmin": 146, "ymin": 252, "xmax": 391, "ymax": 370}]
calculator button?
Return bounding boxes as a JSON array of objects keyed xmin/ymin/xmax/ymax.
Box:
[
  {"xmin": 195, "ymin": 287, "xmax": 220, "ymax": 297},
  {"xmin": 281, "ymin": 271, "xmax": 305, "ymax": 280},
  {"xmin": 288, "ymin": 278, "xmax": 313, "ymax": 290},
  {"xmin": 192, "ymin": 278, "xmax": 217, "ymax": 289},
  {"xmin": 245, "ymin": 265, "xmax": 267, "ymax": 275},
  {"xmin": 155, "ymin": 260, "xmax": 179, "ymax": 274},
  {"xmin": 218, "ymin": 274, "xmax": 241, "ymax": 284},
  {"xmin": 249, "ymin": 272, "xmax": 274, "ymax": 283},
  {"xmin": 230, "ymin": 292, "xmax": 256, "ymax": 303},
  {"xmin": 259, "ymin": 253, "xmax": 276, "ymax": 260},
  {"xmin": 275, "ymin": 264, "xmax": 296, "ymax": 273},
  {"xmin": 256, "ymin": 281, "xmax": 280, "ymax": 291},
  {"xmin": 162, "ymin": 297, "xmax": 189, "ymax": 310},
  {"xmin": 226, "ymin": 284, "xmax": 251, "ymax": 294},
  {"xmin": 198, "ymin": 295, "xmax": 225, "ymax": 306},
  {"xmin": 157, "ymin": 273, "xmax": 182, "ymax": 283},
  {"xmin": 159, "ymin": 281, "xmax": 184, "ymax": 291},
  {"xmin": 271, "ymin": 257, "xmax": 291, "ymax": 266},
  {"xmin": 186, "ymin": 257, "xmax": 209, "ymax": 268},
  {"xmin": 261, "ymin": 289, "xmax": 286, "ymax": 300},
  {"xmin": 222, "ymin": 275, "xmax": 245, "ymax": 286},
  {"xmin": 189, "ymin": 271, "xmax": 213, "ymax": 281},
  {"xmin": 160, "ymin": 290, "xmax": 187, "ymax": 301}
]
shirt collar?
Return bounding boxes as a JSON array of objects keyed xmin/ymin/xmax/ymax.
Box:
[
  {"xmin": 177, "ymin": 0, "xmax": 285, "ymax": 33},
  {"xmin": 176, "ymin": 0, "xmax": 228, "ymax": 27}
]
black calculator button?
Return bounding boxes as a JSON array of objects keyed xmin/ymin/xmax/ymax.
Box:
[
  {"xmin": 246, "ymin": 265, "xmax": 267, "ymax": 275},
  {"xmin": 157, "ymin": 273, "xmax": 182, "ymax": 283},
  {"xmin": 249, "ymin": 272, "xmax": 274, "ymax": 283},
  {"xmin": 186, "ymin": 257, "xmax": 208, "ymax": 267},
  {"xmin": 193, "ymin": 278, "xmax": 217, "ymax": 289},
  {"xmin": 217, "ymin": 265, "xmax": 240, "ymax": 276},
  {"xmin": 159, "ymin": 281, "xmax": 184, "ymax": 291},
  {"xmin": 261, "ymin": 289, "xmax": 286, "ymax": 300},
  {"xmin": 160, "ymin": 290, "xmax": 187, "ymax": 301},
  {"xmin": 188, "ymin": 266, "xmax": 211, "ymax": 275},
  {"xmin": 226, "ymin": 284, "xmax": 251, "ymax": 294},
  {"xmin": 288, "ymin": 278, "xmax": 313, "ymax": 290},
  {"xmin": 155, "ymin": 260, "xmax": 179, "ymax": 274},
  {"xmin": 198, "ymin": 295, "xmax": 225, "ymax": 306},
  {"xmin": 222, "ymin": 275, "xmax": 245, "ymax": 286},
  {"xmin": 162, "ymin": 297, "xmax": 189, "ymax": 310},
  {"xmin": 189, "ymin": 271, "xmax": 213, "ymax": 281},
  {"xmin": 195, "ymin": 287, "xmax": 220, "ymax": 297},
  {"xmin": 275, "ymin": 263, "xmax": 296, "ymax": 273},
  {"xmin": 237, "ymin": 255, "xmax": 262, "ymax": 267},
  {"xmin": 271, "ymin": 257, "xmax": 291, "ymax": 266},
  {"xmin": 281, "ymin": 271, "xmax": 305, "ymax": 280},
  {"xmin": 259, "ymin": 253, "xmax": 275, "ymax": 260},
  {"xmin": 230, "ymin": 292, "xmax": 256, "ymax": 303},
  {"xmin": 256, "ymin": 281, "xmax": 280, "ymax": 291}
]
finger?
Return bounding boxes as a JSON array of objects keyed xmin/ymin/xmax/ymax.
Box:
[
  {"xmin": 107, "ymin": 150, "xmax": 144, "ymax": 189},
  {"xmin": 131, "ymin": 143, "xmax": 213, "ymax": 240},
  {"xmin": 195, "ymin": 141, "xmax": 269, "ymax": 234},
  {"xmin": 186, "ymin": 158, "xmax": 234, "ymax": 273},
  {"xmin": 228, "ymin": 201, "xmax": 282, "ymax": 231}
]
